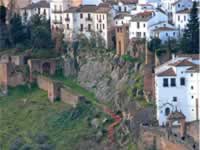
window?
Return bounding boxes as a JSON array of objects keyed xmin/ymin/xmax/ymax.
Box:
[
  {"xmin": 143, "ymin": 23, "xmax": 145, "ymax": 28},
  {"xmin": 116, "ymin": 21, "xmax": 118, "ymax": 24},
  {"xmin": 173, "ymin": 32, "xmax": 175, "ymax": 36},
  {"xmin": 119, "ymin": 6, "xmax": 121, "ymax": 12},
  {"xmin": 137, "ymin": 22, "xmax": 140, "ymax": 28},
  {"xmin": 103, "ymin": 15, "xmax": 104, "ymax": 20},
  {"xmin": 67, "ymin": 24, "xmax": 69, "ymax": 29},
  {"xmin": 121, "ymin": 21, "xmax": 123, "ymax": 24},
  {"xmin": 165, "ymin": 107, "xmax": 170, "ymax": 116},
  {"xmin": 178, "ymin": 15, "xmax": 180, "ymax": 21},
  {"xmin": 103, "ymin": 24, "xmax": 105, "ymax": 29},
  {"xmin": 54, "ymin": 5, "xmax": 57, "ymax": 11},
  {"xmin": 124, "ymin": 7, "xmax": 127, "ymax": 12},
  {"xmin": 171, "ymin": 78, "xmax": 176, "ymax": 87},
  {"xmin": 184, "ymin": 16, "xmax": 186, "ymax": 21},
  {"xmin": 43, "ymin": 9, "xmax": 46, "ymax": 15},
  {"xmin": 88, "ymin": 13, "xmax": 91, "ymax": 19},
  {"xmin": 191, "ymin": 73, "xmax": 193, "ymax": 77},
  {"xmin": 192, "ymin": 96, "xmax": 194, "ymax": 99},
  {"xmin": 143, "ymin": 32, "xmax": 146, "ymax": 37},
  {"xmin": 80, "ymin": 24, "xmax": 83, "ymax": 31},
  {"xmin": 180, "ymin": 78, "xmax": 185, "ymax": 86},
  {"xmin": 136, "ymin": 32, "xmax": 141, "ymax": 38},
  {"xmin": 38, "ymin": 8, "xmax": 40, "ymax": 14},
  {"xmin": 163, "ymin": 78, "xmax": 168, "ymax": 87},
  {"xmin": 80, "ymin": 13, "xmax": 83, "ymax": 18},
  {"xmin": 173, "ymin": 97, "xmax": 177, "ymax": 102},
  {"xmin": 191, "ymin": 86, "xmax": 194, "ymax": 90},
  {"xmin": 178, "ymin": 4, "xmax": 180, "ymax": 8},
  {"xmin": 166, "ymin": 33, "xmax": 168, "ymax": 36},
  {"xmin": 97, "ymin": 24, "xmax": 98, "ymax": 29},
  {"xmin": 88, "ymin": 24, "xmax": 91, "ymax": 31}
]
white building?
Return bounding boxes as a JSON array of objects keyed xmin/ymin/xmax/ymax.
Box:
[
  {"xmin": 150, "ymin": 22, "xmax": 179, "ymax": 43},
  {"xmin": 155, "ymin": 54, "xmax": 200, "ymax": 126},
  {"xmin": 171, "ymin": 0, "xmax": 192, "ymax": 24},
  {"xmin": 112, "ymin": 0, "xmax": 137, "ymax": 14},
  {"xmin": 114, "ymin": 13, "xmax": 132, "ymax": 26},
  {"xmin": 63, "ymin": 4, "xmax": 114, "ymax": 48},
  {"xmin": 129, "ymin": 10, "xmax": 168, "ymax": 39},
  {"xmin": 20, "ymin": 0, "xmax": 50, "ymax": 22}
]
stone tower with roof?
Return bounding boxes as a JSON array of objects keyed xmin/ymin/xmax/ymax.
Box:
[{"xmin": 115, "ymin": 24, "xmax": 129, "ymax": 56}]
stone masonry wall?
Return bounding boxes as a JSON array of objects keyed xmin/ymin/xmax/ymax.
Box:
[
  {"xmin": 60, "ymin": 87, "xmax": 84, "ymax": 107},
  {"xmin": 37, "ymin": 76, "xmax": 60, "ymax": 103}
]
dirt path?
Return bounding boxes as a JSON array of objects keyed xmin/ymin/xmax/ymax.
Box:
[{"xmin": 103, "ymin": 106, "xmax": 122, "ymax": 143}]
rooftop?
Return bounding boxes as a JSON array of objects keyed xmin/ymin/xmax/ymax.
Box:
[
  {"xmin": 152, "ymin": 27, "xmax": 177, "ymax": 32},
  {"xmin": 157, "ymin": 68, "xmax": 176, "ymax": 76},
  {"xmin": 170, "ymin": 59, "xmax": 194, "ymax": 67},
  {"xmin": 132, "ymin": 11, "xmax": 154, "ymax": 21},
  {"xmin": 22, "ymin": 0, "xmax": 49, "ymax": 9}
]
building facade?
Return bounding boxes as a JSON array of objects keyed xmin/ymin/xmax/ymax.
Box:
[{"xmin": 155, "ymin": 55, "xmax": 200, "ymax": 126}]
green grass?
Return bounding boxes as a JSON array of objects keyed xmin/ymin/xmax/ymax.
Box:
[
  {"xmin": 52, "ymin": 75, "xmax": 100, "ymax": 106},
  {"xmin": 0, "ymin": 85, "xmax": 102, "ymax": 149}
]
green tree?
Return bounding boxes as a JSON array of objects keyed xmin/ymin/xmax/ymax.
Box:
[
  {"xmin": 181, "ymin": 2, "xmax": 199, "ymax": 53},
  {"xmin": 31, "ymin": 26, "xmax": 53, "ymax": 49},
  {"xmin": 9, "ymin": 14, "xmax": 27, "ymax": 46},
  {"xmin": 29, "ymin": 15, "xmax": 53, "ymax": 49},
  {"xmin": 148, "ymin": 37, "xmax": 161, "ymax": 52}
]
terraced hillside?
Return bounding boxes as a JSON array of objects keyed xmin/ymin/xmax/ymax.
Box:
[{"xmin": 0, "ymin": 85, "xmax": 110, "ymax": 150}]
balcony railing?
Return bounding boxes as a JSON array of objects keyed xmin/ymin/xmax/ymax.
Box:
[
  {"xmin": 98, "ymin": 19, "xmax": 102, "ymax": 23},
  {"xmin": 52, "ymin": 10, "xmax": 63, "ymax": 13},
  {"xmin": 86, "ymin": 17, "xmax": 92, "ymax": 21},
  {"xmin": 53, "ymin": 20, "xmax": 62, "ymax": 24},
  {"xmin": 65, "ymin": 18, "xmax": 70, "ymax": 21}
]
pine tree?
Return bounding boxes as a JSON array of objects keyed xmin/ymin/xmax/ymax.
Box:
[{"xmin": 181, "ymin": 2, "xmax": 199, "ymax": 53}]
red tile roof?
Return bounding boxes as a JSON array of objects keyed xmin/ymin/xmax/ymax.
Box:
[
  {"xmin": 176, "ymin": 54, "xmax": 200, "ymax": 60},
  {"xmin": 152, "ymin": 27, "xmax": 176, "ymax": 32},
  {"xmin": 176, "ymin": 8, "xmax": 191, "ymax": 14},
  {"xmin": 170, "ymin": 59, "xmax": 194, "ymax": 67},
  {"xmin": 157, "ymin": 68, "xmax": 176, "ymax": 76}
]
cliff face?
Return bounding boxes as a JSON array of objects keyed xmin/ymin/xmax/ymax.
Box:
[{"xmin": 77, "ymin": 52, "xmax": 143, "ymax": 110}]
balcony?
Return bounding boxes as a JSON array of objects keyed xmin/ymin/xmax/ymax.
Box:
[
  {"xmin": 65, "ymin": 18, "xmax": 70, "ymax": 21},
  {"xmin": 85, "ymin": 17, "xmax": 92, "ymax": 21},
  {"xmin": 52, "ymin": 10, "xmax": 63, "ymax": 13},
  {"xmin": 98, "ymin": 19, "xmax": 102, "ymax": 23},
  {"xmin": 53, "ymin": 20, "xmax": 62, "ymax": 24}
]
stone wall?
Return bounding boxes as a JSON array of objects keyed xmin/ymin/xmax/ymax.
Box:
[
  {"xmin": 28, "ymin": 58, "xmax": 58, "ymax": 82},
  {"xmin": 37, "ymin": 76, "xmax": 60, "ymax": 103},
  {"xmin": 186, "ymin": 121, "xmax": 199, "ymax": 143},
  {"xmin": 138, "ymin": 124, "xmax": 199, "ymax": 150},
  {"xmin": 0, "ymin": 55, "xmax": 26, "ymax": 66},
  {"xmin": 0, "ymin": 63, "xmax": 26, "ymax": 88},
  {"xmin": 60, "ymin": 87, "xmax": 84, "ymax": 107}
]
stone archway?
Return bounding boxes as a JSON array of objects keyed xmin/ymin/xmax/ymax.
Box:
[
  {"xmin": 42, "ymin": 62, "xmax": 51, "ymax": 74},
  {"xmin": 167, "ymin": 110, "xmax": 186, "ymax": 138}
]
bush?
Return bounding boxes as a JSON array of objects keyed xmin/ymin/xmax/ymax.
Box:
[
  {"xmin": 9, "ymin": 137, "xmax": 24, "ymax": 150},
  {"xmin": 35, "ymin": 133, "xmax": 49, "ymax": 144},
  {"xmin": 122, "ymin": 55, "xmax": 138, "ymax": 63}
]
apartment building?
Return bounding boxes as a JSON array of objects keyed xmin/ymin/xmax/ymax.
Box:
[{"xmin": 155, "ymin": 54, "xmax": 200, "ymax": 125}]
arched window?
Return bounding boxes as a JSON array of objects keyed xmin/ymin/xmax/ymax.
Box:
[{"xmin": 165, "ymin": 107, "xmax": 170, "ymax": 116}]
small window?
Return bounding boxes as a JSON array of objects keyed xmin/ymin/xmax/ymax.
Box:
[
  {"xmin": 97, "ymin": 24, "xmax": 98, "ymax": 29},
  {"xmin": 80, "ymin": 13, "xmax": 83, "ymax": 18},
  {"xmin": 119, "ymin": 6, "xmax": 121, "ymax": 12},
  {"xmin": 67, "ymin": 24, "xmax": 69, "ymax": 29},
  {"xmin": 163, "ymin": 78, "xmax": 168, "ymax": 87},
  {"xmin": 180, "ymin": 78, "xmax": 185, "ymax": 86},
  {"xmin": 178, "ymin": 15, "xmax": 180, "ymax": 21},
  {"xmin": 137, "ymin": 22, "xmax": 140, "ymax": 29},
  {"xmin": 143, "ymin": 23, "xmax": 145, "ymax": 28},
  {"xmin": 165, "ymin": 107, "xmax": 170, "ymax": 116},
  {"xmin": 192, "ymin": 96, "xmax": 194, "ymax": 99},
  {"xmin": 124, "ymin": 7, "xmax": 127, "ymax": 12},
  {"xmin": 88, "ymin": 24, "xmax": 91, "ymax": 31},
  {"xmin": 171, "ymin": 78, "xmax": 176, "ymax": 87},
  {"xmin": 103, "ymin": 24, "xmax": 105, "ymax": 29},
  {"xmin": 191, "ymin": 73, "xmax": 193, "ymax": 77},
  {"xmin": 191, "ymin": 86, "xmax": 194, "ymax": 90},
  {"xmin": 173, "ymin": 97, "xmax": 177, "ymax": 102},
  {"xmin": 166, "ymin": 33, "xmax": 168, "ymax": 36}
]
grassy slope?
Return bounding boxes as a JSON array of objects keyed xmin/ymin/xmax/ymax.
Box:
[{"xmin": 0, "ymin": 85, "xmax": 99, "ymax": 149}]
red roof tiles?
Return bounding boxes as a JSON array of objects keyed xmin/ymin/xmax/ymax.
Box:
[{"xmin": 157, "ymin": 68, "xmax": 176, "ymax": 76}]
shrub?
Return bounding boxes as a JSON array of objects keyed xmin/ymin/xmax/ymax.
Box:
[
  {"xmin": 9, "ymin": 137, "xmax": 24, "ymax": 150},
  {"xmin": 35, "ymin": 133, "xmax": 49, "ymax": 144}
]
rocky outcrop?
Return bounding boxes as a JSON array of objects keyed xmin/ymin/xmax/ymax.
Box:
[{"xmin": 77, "ymin": 52, "xmax": 143, "ymax": 110}]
